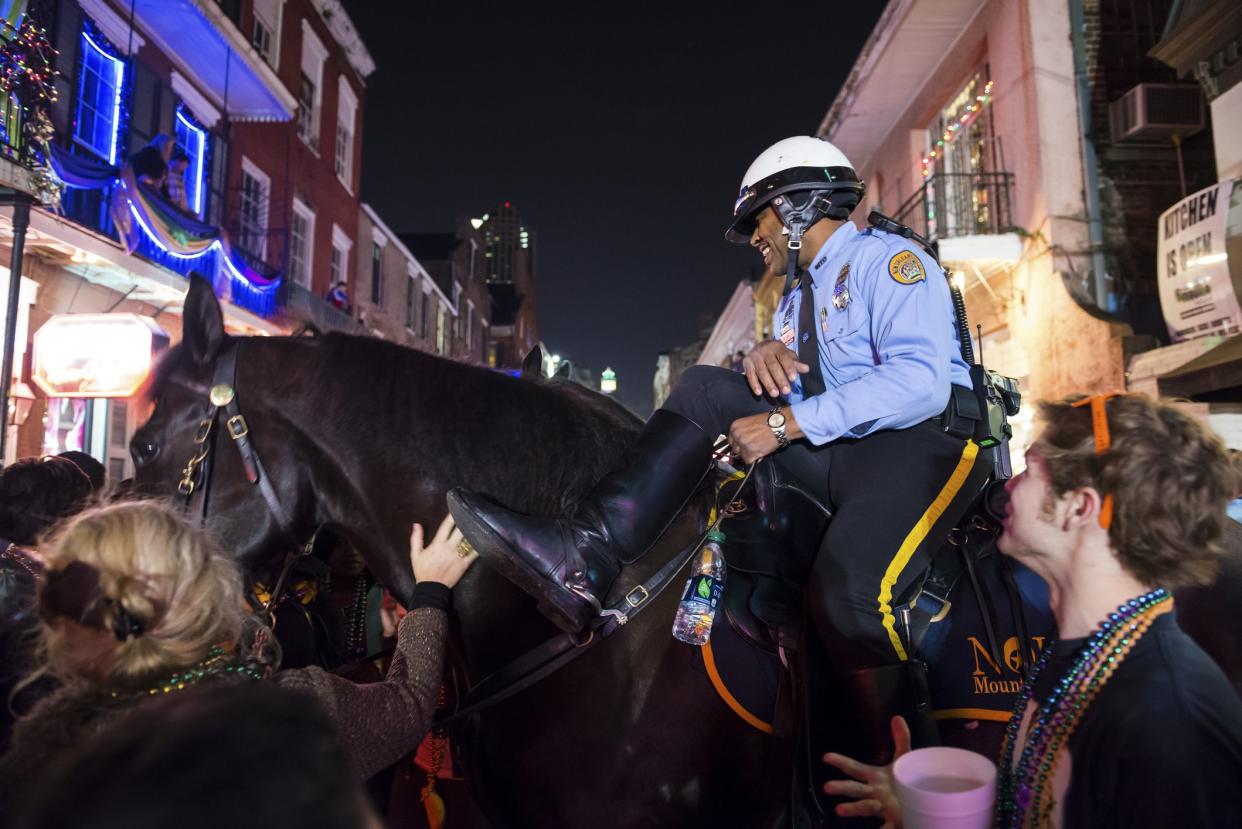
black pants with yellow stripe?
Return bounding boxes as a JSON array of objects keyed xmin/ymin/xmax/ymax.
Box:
[{"xmin": 665, "ymin": 365, "xmax": 988, "ymax": 672}]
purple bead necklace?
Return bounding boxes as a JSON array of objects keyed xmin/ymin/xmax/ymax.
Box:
[{"xmin": 995, "ymin": 587, "xmax": 1172, "ymax": 828}]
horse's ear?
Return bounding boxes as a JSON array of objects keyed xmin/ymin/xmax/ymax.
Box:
[
  {"xmin": 521, "ymin": 345, "xmax": 544, "ymax": 379},
  {"xmin": 182, "ymin": 273, "xmax": 225, "ymax": 366},
  {"xmin": 553, "ymin": 361, "xmax": 570, "ymax": 380}
]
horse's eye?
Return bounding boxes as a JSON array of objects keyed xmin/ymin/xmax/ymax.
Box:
[{"xmin": 132, "ymin": 441, "xmax": 160, "ymax": 467}]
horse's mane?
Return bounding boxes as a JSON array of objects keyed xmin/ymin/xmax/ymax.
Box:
[{"xmin": 148, "ymin": 332, "xmax": 647, "ymax": 516}]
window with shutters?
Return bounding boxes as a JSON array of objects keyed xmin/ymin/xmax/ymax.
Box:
[
  {"xmin": 74, "ymin": 30, "xmax": 125, "ymax": 163},
  {"xmin": 370, "ymin": 242, "xmax": 383, "ymax": 305},
  {"xmin": 290, "ymin": 199, "xmax": 316, "ymax": 289},
  {"xmin": 238, "ymin": 158, "xmax": 270, "ymax": 258}
]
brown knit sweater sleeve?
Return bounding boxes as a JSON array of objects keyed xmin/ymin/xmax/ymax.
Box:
[{"xmin": 274, "ymin": 606, "xmax": 447, "ymax": 780}]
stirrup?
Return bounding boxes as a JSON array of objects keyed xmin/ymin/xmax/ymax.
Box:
[{"xmin": 566, "ymin": 580, "xmax": 604, "ymax": 616}]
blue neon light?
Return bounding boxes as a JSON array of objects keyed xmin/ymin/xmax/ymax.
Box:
[
  {"xmin": 175, "ymin": 109, "xmax": 208, "ymax": 215},
  {"xmin": 76, "ymin": 31, "xmax": 125, "ymax": 165},
  {"xmin": 126, "ymin": 198, "xmax": 278, "ymax": 293}
]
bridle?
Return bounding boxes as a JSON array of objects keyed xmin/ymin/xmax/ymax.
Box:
[{"xmin": 174, "ymin": 340, "xmax": 307, "ymax": 614}]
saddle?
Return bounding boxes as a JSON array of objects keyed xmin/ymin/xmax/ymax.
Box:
[
  {"xmin": 718, "ymin": 463, "xmax": 827, "ymax": 655},
  {"xmin": 718, "ymin": 460, "xmax": 1011, "ymax": 666}
]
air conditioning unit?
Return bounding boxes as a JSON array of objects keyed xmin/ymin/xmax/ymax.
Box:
[{"xmin": 1109, "ymin": 83, "xmax": 1204, "ymax": 142}]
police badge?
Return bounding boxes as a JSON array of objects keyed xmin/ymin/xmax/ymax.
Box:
[
  {"xmin": 832, "ymin": 263, "xmax": 851, "ymax": 310},
  {"xmin": 888, "ymin": 250, "xmax": 926, "ymax": 285}
]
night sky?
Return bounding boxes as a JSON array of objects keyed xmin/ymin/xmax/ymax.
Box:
[{"xmin": 342, "ymin": 3, "xmax": 886, "ymax": 414}]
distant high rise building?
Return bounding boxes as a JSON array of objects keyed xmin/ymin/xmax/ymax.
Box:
[
  {"xmin": 478, "ymin": 202, "xmax": 535, "ymax": 285},
  {"xmin": 473, "ymin": 202, "xmax": 540, "ymax": 369}
]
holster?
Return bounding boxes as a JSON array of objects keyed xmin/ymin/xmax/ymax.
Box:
[{"xmin": 940, "ymin": 383, "xmax": 983, "ymax": 440}]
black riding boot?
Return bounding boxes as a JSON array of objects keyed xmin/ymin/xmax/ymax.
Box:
[
  {"xmin": 844, "ymin": 660, "xmax": 941, "ymax": 764},
  {"xmin": 447, "ymin": 409, "xmax": 714, "ymax": 632}
]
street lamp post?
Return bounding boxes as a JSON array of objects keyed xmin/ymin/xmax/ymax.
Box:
[{"xmin": 1, "ymin": 192, "xmax": 34, "ymax": 462}]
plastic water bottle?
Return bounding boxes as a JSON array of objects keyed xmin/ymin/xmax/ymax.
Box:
[{"xmin": 672, "ymin": 528, "xmax": 726, "ymax": 645}]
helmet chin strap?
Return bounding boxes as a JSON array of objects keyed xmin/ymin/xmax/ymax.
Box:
[
  {"xmin": 782, "ymin": 219, "xmax": 803, "ymax": 293},
  {"xmin": 773, "ymin": 192, "xmax": 819, "ymax": 295},
  {"xmin": 772, "ymin": 189, "xmax": 857, "ymax": 295}
]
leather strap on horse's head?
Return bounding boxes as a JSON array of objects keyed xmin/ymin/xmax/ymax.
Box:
[{"xmin": 178, "ymin": 341, "xmax": 298, "ymax": 544}]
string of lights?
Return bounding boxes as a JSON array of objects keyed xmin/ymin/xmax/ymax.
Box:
[
  {"xmin": 0, "ymin": 17, "xmax": 60, "ymax": 114},
  {"xmin": 921, "ymin": 79, "xmax": 995, "ymax": 178}
]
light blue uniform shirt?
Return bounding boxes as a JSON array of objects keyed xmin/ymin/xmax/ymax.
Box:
[{"xmin": 774, "ymin": 221, "xmax": 972, "ymax": 446}]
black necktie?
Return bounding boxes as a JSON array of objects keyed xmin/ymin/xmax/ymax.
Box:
[{"xmin": 796, "ymin": 274, "xmax": 826, "ymax": 398}]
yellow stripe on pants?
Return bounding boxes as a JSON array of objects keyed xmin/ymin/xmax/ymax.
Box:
[{"xmin": 877, "ymin": 440, "xmax": 980, "ymax": 661}]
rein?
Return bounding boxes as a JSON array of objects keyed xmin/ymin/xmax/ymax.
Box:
[
  {"xmin": 436, "ymin": 457, "xmax": 755, "ymax": 730},
  {"xmin": 175, "ymin": 341, "xmax": 307, "ymax": 614}
]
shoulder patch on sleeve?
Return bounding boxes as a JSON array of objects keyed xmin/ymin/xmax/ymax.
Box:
[{"xmin": 888, "ymin": 250, "xmax": 926, "ymax": 285}]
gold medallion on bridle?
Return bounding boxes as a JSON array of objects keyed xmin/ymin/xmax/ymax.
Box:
[{"xmin": 209, "ymin": 384, "xmax": 236, "ymax": 407}]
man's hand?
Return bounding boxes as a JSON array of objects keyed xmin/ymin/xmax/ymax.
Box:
[
  {"xmin": 728, "ymin": 412, "xmax": 778, "ymax": 464},
  {"xmin": 742, "ymin": 340, "xmax": 810, "ymax": 398},
  {"xmin": 821, "ymin": 716, "xmax": 911, "ymax": 828},
  {"xmin": 728, "ymin": 407, "xmax": 805, "ymax": 464}
]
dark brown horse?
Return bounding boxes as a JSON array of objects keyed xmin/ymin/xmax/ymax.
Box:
[{"xmin": 131, "ymin": 277, "xmax": 777, "ymax": 826}]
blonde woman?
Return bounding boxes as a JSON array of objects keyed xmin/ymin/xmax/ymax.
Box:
[{"xmin": 0, "ymin": 500, "xmax": 476, "ymax": 810}]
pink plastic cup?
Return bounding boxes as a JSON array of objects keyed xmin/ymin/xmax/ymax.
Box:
[{"xmin": 892, "ymin": 747, "xmax": 997, "ymax": 829}]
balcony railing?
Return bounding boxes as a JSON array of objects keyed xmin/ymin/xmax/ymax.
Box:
[
  {"xmin": 56, "ymin": 147, "xmax": 286, "ymax": 317},
  {"xmin": 894, "ymin": 172, "xmax": 1016, "ymax": 243},
  {"xmin": 284, "ymin": 282, "xmax": 360, "ymax": 333},
  {"xmin": 0, "ymin": 92, "xmax": 25, "ymax": 164}
]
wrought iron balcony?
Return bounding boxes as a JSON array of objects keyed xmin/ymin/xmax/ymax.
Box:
[
  {"xmin": 60, "ymin": 179, "xmax": 229, "ymax": 283},
  {"xmin": 893, "ymin": 172, "xmax": 1016, "ymax": 244},
  {"xmin": 0, "ymin": 93, "xmax": 26, "ymax": 165}
]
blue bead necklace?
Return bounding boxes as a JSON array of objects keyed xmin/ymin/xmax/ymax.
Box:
[{"xmin": 995, "ymin": 588, "xmax": 1172, "ymax": 828}]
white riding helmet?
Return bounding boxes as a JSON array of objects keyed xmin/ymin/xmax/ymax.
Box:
[{"xmin": 725, "ymin": 136, "xmax": 865, "ymax": 244}]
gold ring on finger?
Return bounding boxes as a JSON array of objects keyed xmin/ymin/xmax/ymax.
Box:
[{"xmin": 456, "ymin": 539, "xmax": 475, "ymax": 558}]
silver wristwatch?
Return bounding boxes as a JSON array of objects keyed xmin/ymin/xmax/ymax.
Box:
[{"xmin": 767, "ymin": 408, "xmax": 790, "ymax": 449}]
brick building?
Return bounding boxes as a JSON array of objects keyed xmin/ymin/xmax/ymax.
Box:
[
  {"xmin": 0, "ymin": 0, "xmax": 373, "ymax": 470},
  {"xmin": 402, "ymin": 218, "xmax": 492, "ymax": 366},
  {"xmin": 226, "ymin": 0, "xmax": 373, "ymax": 331},
  {"xmin": 354, "ymin": 204, "xmax": 457, "ymax": 357}
]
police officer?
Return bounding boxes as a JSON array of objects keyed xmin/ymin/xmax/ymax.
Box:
[{"xmin": 448, "ymin": 136, "xmax": 987, "ymax": 754}]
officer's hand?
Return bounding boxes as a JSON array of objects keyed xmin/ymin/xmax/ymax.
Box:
[
  {"xmin": 743, "ymin": 340, "xmax": 810, "ymax": 398},
  {"xmin": 728, "ymin": 412, "xmax": 780, "ymax": 464}
]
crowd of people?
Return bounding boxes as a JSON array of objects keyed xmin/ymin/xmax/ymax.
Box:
[
  {"xmin": 3, "ymin": 395, "xmax": 1239, "ymax": 828},
  {"xmin": 0, "ymin": 455, "xmax": 478, "ymax": 827}
]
